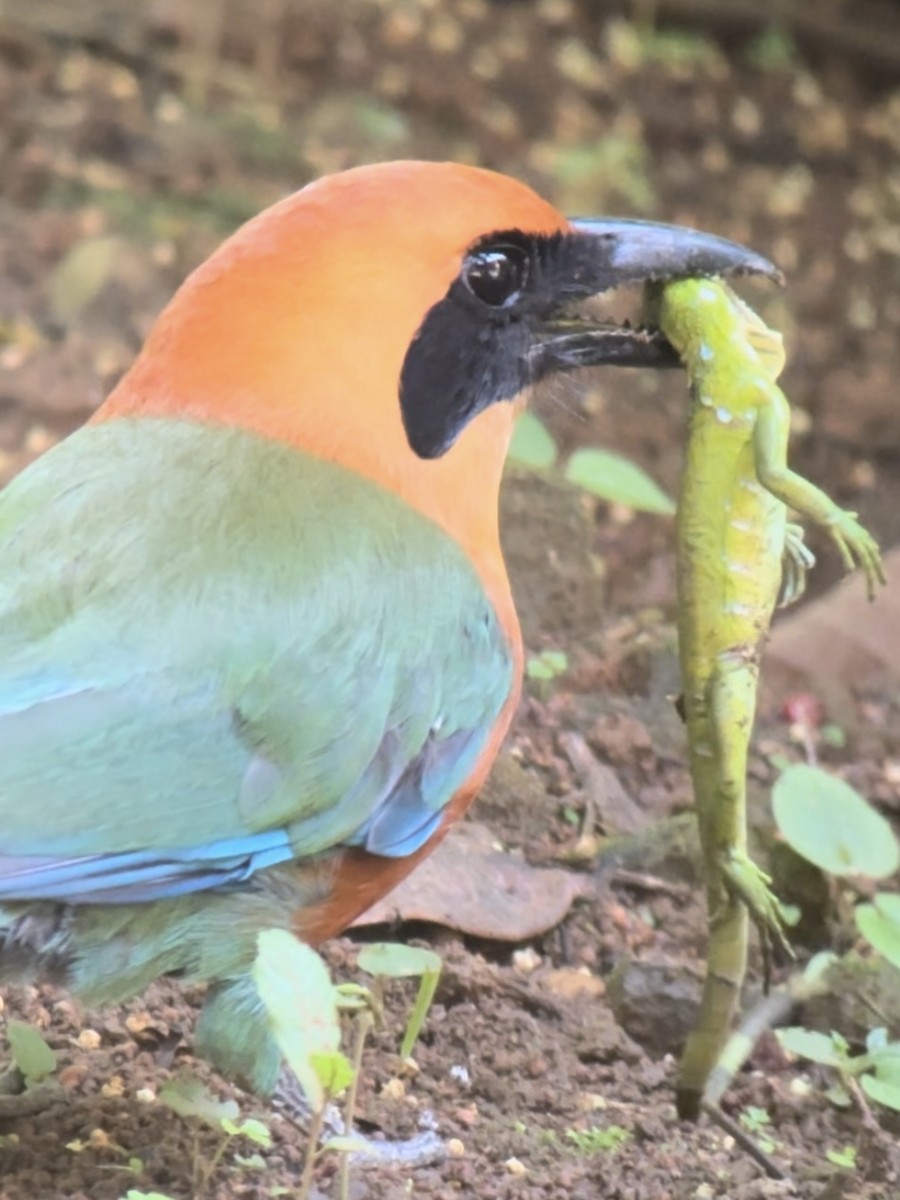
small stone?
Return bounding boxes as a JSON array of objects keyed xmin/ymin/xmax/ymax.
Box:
[
  {"xmin": 447, "ymin": 1138, "xmax": 466, "ymax": 1157},
  {"xmin": 76, "ymin": 1029, "xmax": 101, "ymax": 1051},
  {"xmin": 732, "ymin": 97, "xmax": 762, "ymax": 137},
  {"xmin": 125, "ymin": 1013, "xmax": 154, "ymax": 1035},
  {"xmin": 58, "ymin": 1064, "xmax": 88, "ymax": 1090},
  {"xmin": 101, "ymin": 1076, "xmax": 125, "ymax": 1098},
  {"xmin": 135, "ymin": 1087, "xmax": 156, "ymax": 1104},
  {"xmin": 543, "ymin": 967, "xmax": 605, "ymax": 999},
  {"xmin": 88, "ymin": 1128, "xmax": 112, "ymax": 1149},
  {"xmin": 505, "ymin": 1156, "xmax": 527, "ymax": 1176},
  {"xmin": 381, "ymin": 9, "xmax": 422, "ymax": 47},
  {"xmin": 427, "ymin": 15, "xmax": 464, "ymax": 54},
  {"xmin": 453, "ymin": 1104, "xmax": 479, "ymax": 1127},
  {"xmin": 537, "ymin": 0, "xmax": 576, "ymax": 25},
  {"xmin": 381, "ymin": 1077, "xmax": 405, "ymax": 1100},
  {"xmin": 512, "ymin": 947, "xmax": 541, "ymax": 974}
]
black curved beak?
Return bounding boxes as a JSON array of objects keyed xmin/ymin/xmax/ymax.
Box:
[
  {"xmin": 531, "ymin": 217, "xmax": 782, "ymax": 374},
  {"xmin": 570, "ymin": 217, "xmax": 781, "ymax": 286}
]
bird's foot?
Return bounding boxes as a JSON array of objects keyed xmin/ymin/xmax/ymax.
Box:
[
  {"xmin": 272, "ymin": 1068, "xmax": 447, "ymax": 1168},
  {"xmin": 0, "ymin": 1066, "xmax": 65, "ymax": 1120},
  {"xmin": 720, "ymin": 850, "xmax": 795, "ymax": 988}
]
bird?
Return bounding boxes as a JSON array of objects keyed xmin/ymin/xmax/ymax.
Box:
[{"xmin": 0, "ymin": 160, "xmax": 777, "ymax": 1093}]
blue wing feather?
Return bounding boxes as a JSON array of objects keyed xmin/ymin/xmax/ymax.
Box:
[{"xmin": 0, "ymin": 420, "xmax": 515, "ymax": 904}]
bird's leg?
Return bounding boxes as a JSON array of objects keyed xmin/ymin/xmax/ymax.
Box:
[{"xmin": 272, "ymin": 1067, "xmax": 447, "ymax": 1168}]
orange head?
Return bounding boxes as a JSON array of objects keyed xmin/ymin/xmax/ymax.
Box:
[{"xmin": 98, "ymin": 160, "xmax": 777, "ymax": 613}]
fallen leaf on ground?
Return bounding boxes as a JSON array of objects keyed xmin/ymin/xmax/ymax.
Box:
[
  {"xmin": 765, "ymin": 547, "xmax": 900, "ymax": 719},
  {"xmin": 352, "ymin": 822, "xmax": 594, "ymax": 941}
]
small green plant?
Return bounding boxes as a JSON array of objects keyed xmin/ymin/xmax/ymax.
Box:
[
  {"xmin": 507, "ymin": 412, "xmax": 675, "ymax": 516},
  {"xmin": 772, "ymin": 764, "xmax": 899, "ymax": 879},
  {"xmin": 564, "ymin": 1124, "xmax": 631, "ymax": 1154},
  {"xmin": 253, "ymin": 931, "xmax": 442, "ymax": 1200},
  {"xmin": 777, "ymin": 1026, "xmax": 900, "ymax": 1113},
  {"xmin": 5, "ymin": 1020, "xmax": 56, "ymax": 1088},
  {"xmin": 355, "ymin": 941, "xmax": 442, "ymax": 1060},
  {"xmin": 738, "ymin": 1106, "xmax": 779, "ymax": 1154},
  {"xmin": 526, "ymin": 649, "xmax": 569, "ymax": 685},
  {"xmin": 745, "ymin": 26, "xmax": 799, "ymax": 72},
  {"xmin": 826, "ymin": 1145, "xmax": 857, "ymax": 1169},
  {"xmin": 771, "ymin": 764, "xmax": 900, "ymax": 1118},
  {"xmin": 158, "ymin": 1075, "xmax": 272, "ymax": 1196}
]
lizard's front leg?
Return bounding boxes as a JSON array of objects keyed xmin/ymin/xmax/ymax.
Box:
[
  {"xmin": 754, "ymin": 402, "xmax": 886, "ymax": 600},
  {"xmin": 779, "ymin": 522, "xmax": 815, "ymax": 608}
]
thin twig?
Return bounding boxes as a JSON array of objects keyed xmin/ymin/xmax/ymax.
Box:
[
  {"xmin": 701, "ymin": 1100, "xmax": 788, "ymax": 1182},
  {"xmin": 609, "ymin": 867, "xmax": 691, "ymax": 898},
  {"xmin": 704, "ymin": 965, "xmax": 831, "ymax": 1108}
]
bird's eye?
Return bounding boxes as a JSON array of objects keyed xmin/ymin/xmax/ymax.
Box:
[{"xmin": 463, "ymin": 245, "xmax": 529, "ymax": 307}]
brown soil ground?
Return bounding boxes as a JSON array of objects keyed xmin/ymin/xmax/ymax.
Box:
[{"xmin": 1, "ymin": 2, "xmax": 900, "ymax": 1198}]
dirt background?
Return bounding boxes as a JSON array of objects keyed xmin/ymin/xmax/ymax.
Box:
[{"xmin": 1, "ymin": 1, "xmax": 900, "ymax": 1198}]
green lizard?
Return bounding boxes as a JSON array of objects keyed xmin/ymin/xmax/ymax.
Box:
[{"xmin": 646, "ymin": 277, "xmax": 886, "ymax": 1118}]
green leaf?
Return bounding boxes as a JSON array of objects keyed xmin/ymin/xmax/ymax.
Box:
[
  {"xmin": 6, "ymin": 1020, "xmax": 56, "ymax": 1085},
  {"xmin": 856, "ymin": 894, "xmax": 900, "ymax": 970},
  {"xmin": 802, "ymin": 950, "xmax": 839, "ymax": 988},
  {"xmin": 233, "ymin": 1152, "xmax": 268, "ymax": 1170},
  {"xmin": 820, "ymin": 723, "xmax": 847, "ymax": 749},
  {"xmin": 507, "ymin": 412, "xmax": 558, "ymax": 470},
  {"xmin": 772, "ymin": 765, "xmax": 900, "ymax": 877},
  {"xmin": 526, "ymin": 649, "xmax": 568, "ymax": 682},
  {"xmin": 47, "ymin": 235, "xmax": 120, "ymax": 323},
  {"xmin": 310, "ymin": 1051, "xmax": 354, "ymax": 1097},
  {"xmin": 158, "ymin": 1076, "xmax": 239, "ymax": 1128},
  {"xmin": 357, "ymin": 943, "xmax": 441, "ymax": 979},
  {"xmin": 868, "ymin": 1042, "xmax": 900, "ymax": 1085},
  {"xmin": 867, "ymin": 1027, "xmax": 889, "ymax": 1053},
  {"xmin": 564, "ymin": 448, "xmax": 675, "ymax": 515},
  {"xmin": 335, "ymin": 983, "xmax": 372, "ymax": 1005},
  {"xmin": 861, "ymin": 1072, "xmax": 900, "ymax": 1112},
  {"xmin": 220, "ymin": 1117, "xmax": 272, "ymax": 1148},
  {"xmin": 776, "ymin": 1027, "xmax": 845, "ymax": 1067},
  {"xmin": 253, "ymin": 930, "xmax": 342, "ymax": 1113},
  {"xmin": 825, "ymin": 1145, "xmax": 857, "ymax": 1169},
  {"xmin": 824, "ymin": 1082, "xmax": 852, "ymax": 1108},
  {"xmin": 400, "ymin": 965, "xmax": 441, "ymax": 1059}
]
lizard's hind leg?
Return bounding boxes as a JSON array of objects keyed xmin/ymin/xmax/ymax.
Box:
[
  {"xmin": 709, "ymin": 653, "xmax": 794, "ymax": 977},
  {"xmin": 677, "ymin": 652, "xmax": 793, "ymax": 1118}
]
